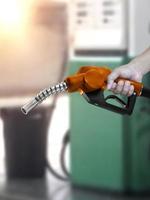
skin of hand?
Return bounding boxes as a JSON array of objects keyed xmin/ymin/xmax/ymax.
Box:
[
  {"xmin": 107, "ymin": 63, "xmax": 144, "ymax": 96},
  {"xmin": 107, "ymin": 47, "xmax": 150, "ymax": 96}
]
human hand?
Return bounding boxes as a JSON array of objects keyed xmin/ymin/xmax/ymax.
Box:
[{"xmin": 107, "ymin": 64, "xmax": 143, "ymax": 96}]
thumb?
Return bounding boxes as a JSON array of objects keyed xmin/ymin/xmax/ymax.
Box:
[{"xmin": 107, "ymin": 70, "xmax": 120, "ymax": 89}]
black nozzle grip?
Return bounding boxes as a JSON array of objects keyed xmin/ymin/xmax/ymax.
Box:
[
  {"xmin": 82, "ymin": 90, "xmax": 137, "ymax": 115},
  {"xmin": 141, "ymin": 87, "xmax": 150, "ymax": 99}
]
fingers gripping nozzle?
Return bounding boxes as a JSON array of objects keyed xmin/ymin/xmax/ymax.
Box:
[{"xmin": 21, "ymin": 82, "xmax": 68, "ymax": 115}]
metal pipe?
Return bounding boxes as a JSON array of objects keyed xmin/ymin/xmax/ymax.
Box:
[{"xmin": 21, "ymin": 82, "xmax": 68, "ymax": 115}]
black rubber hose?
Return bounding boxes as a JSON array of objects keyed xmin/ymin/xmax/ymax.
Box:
[
  {"xmin": 60, "ymin": 130, "xmax": 70, "ymax": 177},
  {"xmin": 141, "ymin": 87, "xmax": 150, "ymax": 98},
  {"xmin": 46, "ymin": 130, "xmax": 70, "ymax": 181},
  {"xmin": 46, "ymin": 159, "xmax": 69, "ymax": 182}
]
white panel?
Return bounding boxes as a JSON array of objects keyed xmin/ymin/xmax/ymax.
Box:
[
  {"xmin": 69, "ymin": 0, "xmax": 127, "ymax": 51},
  {"xmin": 128, "ymin": 0, "xmax": 150, "ymax": 57}
]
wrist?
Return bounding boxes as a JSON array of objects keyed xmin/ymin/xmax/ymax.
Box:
[
  {"xmin": 130, "ymin": 56, "xmax": 150, "ymax": 75},
  {"xmin": 129, "ymin": 59, "xmax": 148, "ymax": 76}
]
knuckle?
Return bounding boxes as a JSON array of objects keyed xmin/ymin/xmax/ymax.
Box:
[
  {"xmin": 118, "ymin": 80, "xmax": 124, "ymax": 86},
  {"xmin": 116, "ymin": 85, "xmax": 123, "ymax": 92},
  {"xmin": 112, "ymin": 83, "xmax": 117, "ymax": 89},
  {"xmin": 122, "ymin": 87, "xmax": 129, "ymax": 95},
  {"xmin": 125, "ymin": 80, "xmax": 130, "ymax": 86},
  {"xmin": 123, "ymin": 86, "xmax": 130, "ymax": 92}
]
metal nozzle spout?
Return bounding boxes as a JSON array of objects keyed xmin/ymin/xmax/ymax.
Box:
[
  {"xmin": 21, "ymin": 99, "xmax": 39, "ymax": 115},
  {"xmin": 21, "ymin": 81, "xmax": 68, "ymax": 115}
]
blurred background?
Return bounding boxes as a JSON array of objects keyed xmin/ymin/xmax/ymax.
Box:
[{"xmin": 0, "ymin": 0, "xmax": 149, "ymax": 199}]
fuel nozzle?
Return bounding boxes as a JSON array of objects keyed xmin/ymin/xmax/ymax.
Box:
[
  {"xmin": 21, "ymin": 66, "xmax": 106, "ymax": 115},
  {"xmin": 21, "ymin": 66, "xmax": 144, "ymax": 115},
  {"xmin": 21, "ymin": 82, "xmax": 68, "ymax": 115}
]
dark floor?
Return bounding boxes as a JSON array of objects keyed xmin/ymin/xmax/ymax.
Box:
[{"xmin": 0, "ymin": 171, "xmax": 150, "ymax": 200}]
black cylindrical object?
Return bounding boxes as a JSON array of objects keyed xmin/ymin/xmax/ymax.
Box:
[
  {"xmin": 1, "ymin": 106, "xmax": 52, "ymax": 179},
  {"xmin": 141, "ymin": 87, "xmax": 150, "ymax": 98}
]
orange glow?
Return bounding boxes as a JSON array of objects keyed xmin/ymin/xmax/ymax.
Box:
[
  {"xmin": 0, "ymin": 0, "xmax": 34, "ymax": 35},
  {"xmin": 0, "ymin": 0, "xmax": 22, "ymax": 30},
  {"xmin": 0, "ymin": 1, "xmax": 20, "ymax": 24}
]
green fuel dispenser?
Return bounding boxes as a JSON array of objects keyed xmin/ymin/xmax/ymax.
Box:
[{"xmin": 69, "ymin": 57, "xmax": 150, "ymax": 192}]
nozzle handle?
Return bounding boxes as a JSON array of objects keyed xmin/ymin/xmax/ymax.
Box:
[{"xmin": 115, "ymin": 78, "xmax": 143, "ymax": 96}]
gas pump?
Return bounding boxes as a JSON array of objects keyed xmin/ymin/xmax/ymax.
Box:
[
  {"xmin": 68, "ymin": 0, "xmax": 150, "ymax": 192},
  {"xmin": 20, "ymin": 0, "xmax": 150, "ymax": 193}
]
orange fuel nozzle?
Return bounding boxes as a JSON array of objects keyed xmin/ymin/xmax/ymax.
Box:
[
  {"xmin": 21, "ymin": 66, "xmax": 144, "ymax": 115},
  {"xmin": 65, "ymin": 66, "xmax": 111, "ymax": 93},
  {"xmin": 64, "ymin": 66, "xmax": 145, "ymax": 115},
  {"xmin": 65, "ymin": 66, "xmax": 143, "ymax": 96}
]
